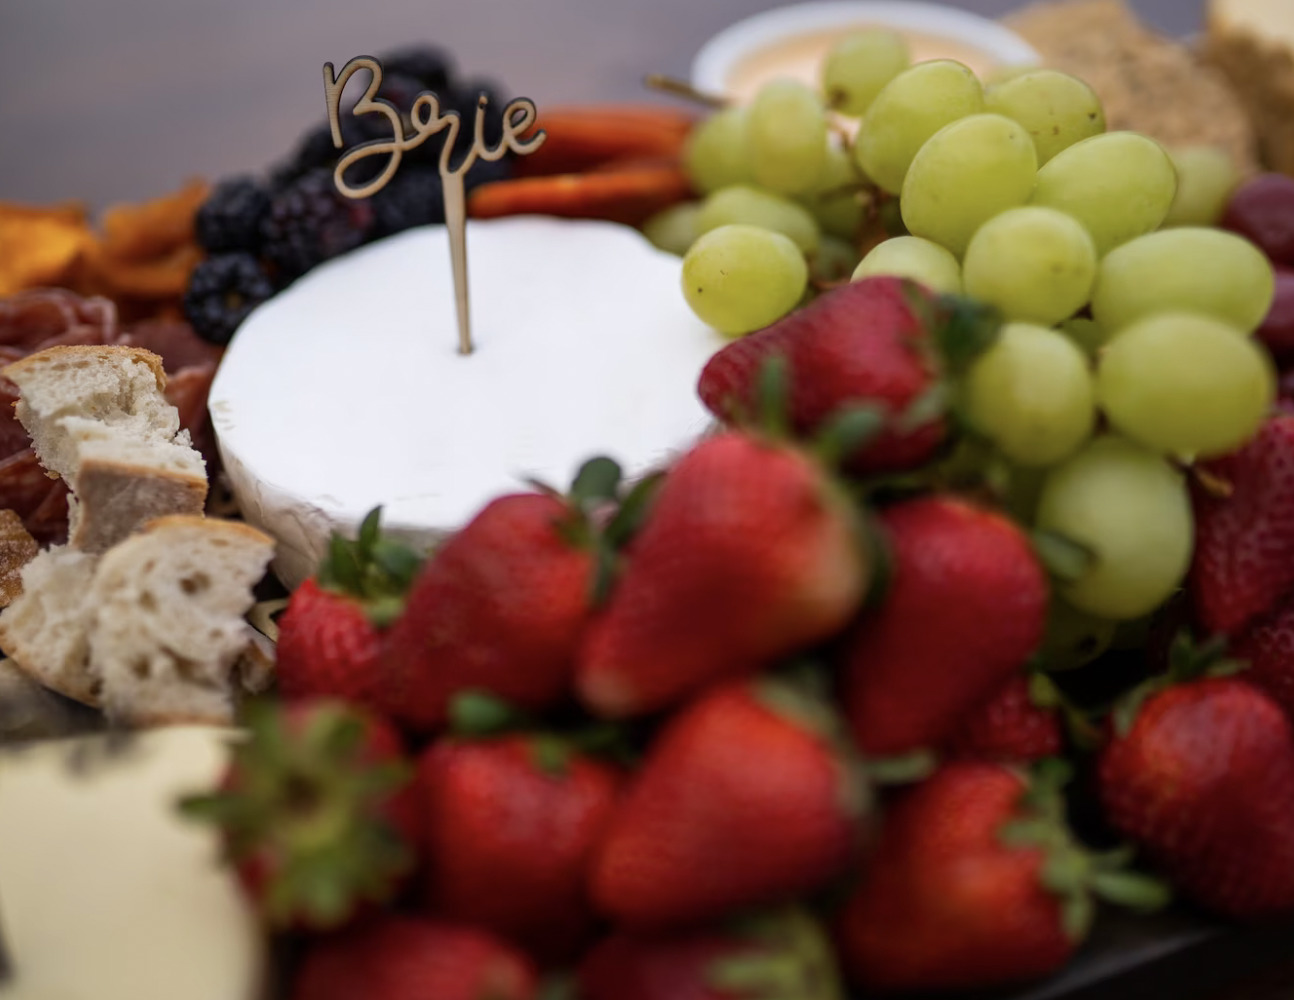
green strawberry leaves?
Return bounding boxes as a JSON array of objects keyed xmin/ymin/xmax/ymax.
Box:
[
  {"xmin": 318, "ymin": 507, "xmax": 425, "ymax": 626},
  {"xmin": 998, "ymin": 757, "xmax": 1171, "ymax": 942},
  {"xmin": 179, "ymin": 700, "xmax": 415, "ymax": 930}
]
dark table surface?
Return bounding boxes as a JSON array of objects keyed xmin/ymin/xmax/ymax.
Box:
[
  {"xmin": 7, "ymin": 1, "xmax": 1289, "ymax": 998},
  {"xmin": 0, "ymin": 0, "xmax": 1204, "ymax": 209}
]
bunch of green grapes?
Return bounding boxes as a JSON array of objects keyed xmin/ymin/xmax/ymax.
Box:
[{"xmin": 658, "ymin": 30, "xmax": 1278, "ymax": 646}]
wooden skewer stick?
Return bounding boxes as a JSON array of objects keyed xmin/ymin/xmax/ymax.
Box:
[{"xmin": 643, "ymin": 74, "xmax": 731, "ymax": 109}]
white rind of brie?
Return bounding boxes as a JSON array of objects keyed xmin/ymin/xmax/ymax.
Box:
[
  {"xmin": 210, "ymin": 217, "xmax": 725, "ymax": 588},
  {"xmin": 0, "ymin": 726, "xmax": 264, "ymax": 1000}
]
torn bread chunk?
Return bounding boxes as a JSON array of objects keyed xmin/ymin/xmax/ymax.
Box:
[
  {"xmin": 88, "ymin": 516, "xmax": 274, "ymax": 727},
  {"xmin": 0, "ymin": 546, "xmax": 100, "ymax": 704},
  {"xmin": 2, "ymin": 345, "xmax": 208, "ymax": 553},
  {"xmin": 0, "ymin": 509, "xmax": 39, "ymax": 608}
]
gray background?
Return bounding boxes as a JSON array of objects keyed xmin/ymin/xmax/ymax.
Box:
[{"xmin": 0, "ymin": 0, "xmax": 1204, "ymax": 209}]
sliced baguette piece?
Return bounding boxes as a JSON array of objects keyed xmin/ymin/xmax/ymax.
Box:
[
  {"xmin": 88, "ymin": 516, "xmax": 274, "ymax": 727},
  {"xmin": 2, "ymin": 345, "xmax": 209, "ymax": 553},
  {"xmin": 0, "ymin": 545, "xmax": 100, "ymax": 704}
]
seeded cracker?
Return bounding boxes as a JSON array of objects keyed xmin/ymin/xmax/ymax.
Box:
[{"xmin": 1005, "ymin": 0, "xmax": 1259, "ymax": 173}]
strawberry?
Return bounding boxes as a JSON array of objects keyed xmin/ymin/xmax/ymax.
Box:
[
  {"xmin": 181, "ymin": 699, "xmax": 417, "ymax": 930},
  {"xmin": 838, "ymin": 762, "xmax": 1164, "ymax": 992},
  {"xmin": 591, "ymin": 678, "xmax": 867, "ymax": 927},
  {"xmin": 1234, "ymin": 594, "xmax": 1294, "ymax": 717},
  {"xmin": 379, "ymin": 459, "xmax": 628, "ymax": 732},
  {"xmin": 415, "ymin": 732, "xmax": 623, "ymax": 963},
  {"xmin": 843, "ymin": 496, "xmax": 1047, "ymax": 756},
  {"xmin": 1189, "ymin": 415, "xmax": 1294, "ymax": 636},
  {"xmin": 276, "ymin": 508, "xmax": 421, "ymax": 707},
  {"xmin": 577, "ymin": 431, "xmax": 870, "ymax": 718},
  {"xmin": 291, "ymin": 916, "xmax": 536, "ymax": 1000},
  {"xmin": 1099, "ymin": 677, "xmax": 1294, "ymax": 918},
  {"xmin": 697, "ymin": 277, "xmax": 996, "ymax": 474},
  {"xmin": 578, "ymin": 908, "xmax": 844, "ymax": 1000},
  {"xmin": 950, "ymin": 674, "xmax": 1064, "ymax": 763}
]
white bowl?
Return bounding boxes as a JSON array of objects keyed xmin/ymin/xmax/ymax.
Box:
[{"xmin": 692, "ymin": 1, "xmax": 1041, "ymax": 102}]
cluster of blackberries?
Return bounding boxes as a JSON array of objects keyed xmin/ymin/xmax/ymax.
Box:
[{"xmin": 184, "ymin": 45, "xmax": 514, "ymax": 345}]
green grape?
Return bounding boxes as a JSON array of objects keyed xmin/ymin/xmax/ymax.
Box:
[
  {"xmin": 748, "ymin": 79, "xmax": 829, "ymax": 195},
  {"xmin": 1041, "ymin": 597, "xmax": 1117, "ymax": 671},
  {"xmin": 642, "ymin": 202, "xmax": 702, "ymax": 256},
  {"xmin": 1030, "ymin": 132, "xmax": 1176, "ymax": 255},
  {"xmin": 810, "ymin": 235, "xmax": 862, "ymax": 283},
  {"xmin": 962, "ymin": 206, "xmax": 1097, "ymax": 325},
  {"xmin": 820, "ymin": 28, "xmax": 911, "ymax": 117},
  {"xmin": 1091, "ymin": 227, "xmax": 1275, "ymax": 334},
  {"xmin": 963, "ymin": 322, "xmax": 1095, "ymax": 467},
  {"xmin": 1162, "ymin": 146, "xmax": 1240, "ymax": 228},
  {"xmin": 683, "ymin": 107, "xmax": 755, "ymax": 195},
  {"xmin": 1167, "ymin": 148, "xmax": 1239, "ymax": 227},
  {"xmin": 984, "ymin": 69, "xmax": 1105, "ymax": 165},
  {"xmin": 855, "ymin": 60, "xmax": 985, "ymax": 195},
  {"xmin": 697, "ymin": 185, "xmax": 821, "ymax": 255},
  {"xmin": 981, "ymin": 62, "xmax": 1044, "ymax": 86},
  {"xmin": 799, "ymin": 141, "xmax": 868, "ymax": 241},
  {"xmin": 1036, "ymin": 435, "xmax": 1193, "ymax": 620},
  {"xmin": 1096, "ymin": 311, "xmax": 1275, "ymax": 458},
  {"xmin": 682, "ymin": 224, "xmax": 808, "ymax": 337},
  {"xmin": 1058, "ymin": 317, "xmax": 1109, "ymax": 357},
  {"xmin": 900, "ymin": 113, "xmax": 1038, "ymax": 257},
  {"xmin": 852, "ymin": 236, "xmax": 962, "ymax": 295}
]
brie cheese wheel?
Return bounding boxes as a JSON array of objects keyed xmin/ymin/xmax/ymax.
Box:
[
  {"xmin": 0, "ymin": 726, "xmax": 264, "ymax": 1000},
  {"xmin": 211, "ymin": 217, "xmax": 724, "ymax": 588}
]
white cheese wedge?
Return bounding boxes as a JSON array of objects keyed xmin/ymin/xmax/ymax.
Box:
[
  {"xmin": 210, "ymin": 217, "xmax": 724, "ymax": 588},
  {"xmin": 0, "ymin": 726, "xmax": 264, "ymax": 1000}
]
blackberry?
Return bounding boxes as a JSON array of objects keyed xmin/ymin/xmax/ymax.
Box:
[
  {"xmin": 378, "ymin": 45, "xmax": 454, "ymax": 93},
  {"xmin": 371, "ymin": 166, "xmax": 446, "ymax": 238},
  {"xmin": 183, "ymin": 253, "xmax": 276, "ymax": 346},
  {"xmin": 195, "ymin": 177, "xmax": 271, "ymax": 254},
  {"xmin": 271, "ymin": 124, "xmax": 340, "ymax": 189},
  {"xmin": 260, "ymin": 169, "xmax": 375, "ymax": 280}
]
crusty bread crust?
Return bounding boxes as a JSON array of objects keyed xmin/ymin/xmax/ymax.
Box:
[
  {"xmin": 2, "ymin": 345, "xmax": 168, "ymax": 393},
  {"xmin": 71, "ymin": 462, "xmax": 208, "ymax": 554}
]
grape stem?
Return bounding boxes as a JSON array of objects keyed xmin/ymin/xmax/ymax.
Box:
[{"xmin": 642, "ymin": 74, "xmax": 730, "ymax": 109}]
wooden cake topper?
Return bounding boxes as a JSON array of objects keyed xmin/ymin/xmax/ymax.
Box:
[{"xmin": 323, "ymin": 56, "xmax": 546, "ymax": 355}]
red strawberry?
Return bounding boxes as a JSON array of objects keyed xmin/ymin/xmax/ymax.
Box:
[
  {"xmin": 415, "ymin": 733, "xmax": 623, "ymax": 963},
  {"xmin": 591, "ymin": 679, "xmax": 866, "ymax": 927},
  {"xmin": 292, "ymin": 916, "xmax": 536, "ymax": 1000},
  {"xmin": 839, "ymin": 762, "xmax": 1159, "ymax": 992},
  {"xmin": 950, "ymin": 674, "xmax": 1064, "ymax": 763},
  {"xmin": 578, "ymin": 909, "xmax": 843, "ymax": 1000},
  {"xmin": 1190, "ymin": 415, "xmax": 1294, "ymax": 636},
  {"xmin": 697, "ymin": 277, "xmax": 994, "ymax": 474},
  {"xmin": 577, "ymin": 431, "xmax": 870, "ymax": 718},
  {"xmin": 1099, "ymin": 677, "xmax": 1294, "ymax": 918},
  {"xmin": 181, "ymin": 699, "xmax": 418, "ymax": 930},
  {"xmin": 379, "ymin": 469, "xmax": 611, "ymax": 732},
  {"xmin": 843, "ymin": 496, "xmax": 1047, "ymax": 756},
  {"xmin": 1235, "ymin": 594, "xmax": 1294, "ymax": 717},
  {"xmin": 276, "ymin": 509, "xmax": 422, "ymax": 708}
]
